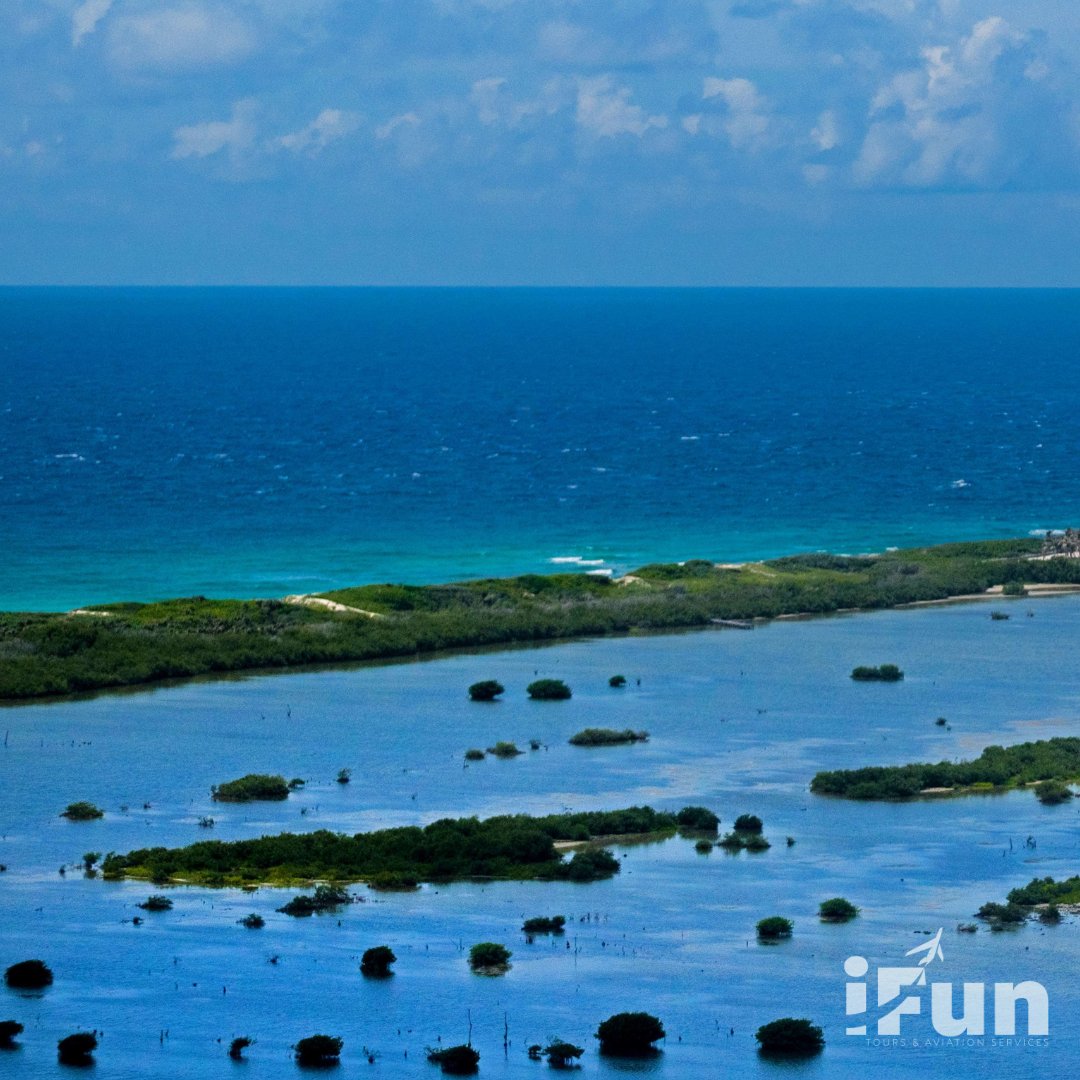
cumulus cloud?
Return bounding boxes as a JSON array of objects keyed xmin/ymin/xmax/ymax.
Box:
[
  {"xmin": 274, "ymin": 109, "xmax": 359, "ymax": 155},
  {"xmin": 700, "ymin": 77, "xmax": 770, "ymax": 149},
  {"xmin": 171, "ymin": 99, "xmax": 256, "ymax": 160},
  {"xmin": 576, "ymin": 77, "xmax": 667, "ymax": 138},
  {"xmin": 72, "ymin": 0, "xmax": 113, "ymax": 47},
  {"xmin": 854, "ymin": 16, "xmax": 1034, "ymax": 186},
  {"xmin": 108, "ymin": 4, "xmax": 256, "ymax": 73}
]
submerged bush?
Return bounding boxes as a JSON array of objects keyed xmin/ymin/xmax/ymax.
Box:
[
  {"xmin": 238, "ymin": 913, "xmax": 265, "ymax": 929},
  {"xmin": 360, "ymin": 946, "xmax": 396, "ymax": 976},
  {"xmin": 851, "ymin": 664, "xmax": 904, "ymax": 682},
  {"xmin": 608, "ymin": 674, "xmax": 627, "ymax": 688},
  {"xmin": 278, "ymin": 884, "xmax": 351, "ymax": 917},
  {"xmin": 1035, "ymin": 780, "xmax": 1073, "ymax": 804},
  {"xmin": 755, "ymin": 1018, "xmax": 824, "ymax": 1056},
  {"xmin": 695, "ymin": 839, "xmax": 714, "ymax": 854},
  {"xmin": 294, "ymin": 1034, "xmax": 343, "ymax": 1065},
  {"xmin": 427, "ymin": 1044, "xmax": 479, "ymax": 1074},
  {"xmin": 544, "ymin": 1040, "xmax": 584, "ymax": 1067},
  {"xmin": 211, "ymin": 774, "xmax": 289, "ymax": 802},
  {"xmin": 976, "ymin": 901, "xmax": 1027, "ymax": 925},
  {"xmin": 676, "ymin": 806, "xmax": 719, "ymax": 833},
  {"xmin": 595, "ymin": 1012, "xmax": 665, "ymax": 1054},
  {"xmin": 464, "ymin": 748, "xmax": 485, "ymax": 761},
  {"xmin": 527, "ymin": 679, "xmax": 572, "ymax": 700},
  {"xmin": 57, "ymin": 1032, "xmax": 97, "ymax": 1064},
  {"xmin": 563, "ymin": 848, "xmax": 620, "ymax": 882},
  {"xmin": 569, "ymin": 728, "xmax": 648, "ymax": 747},
  {"xmin": 229, "ymin": 1036, "xmax": 253, "ymax": 1059},
  {"xmin": 138, "ymin": 895, "xmax": 173, "ymax": 912},
  {"xmin": 756, "ymin": 916, "xmax": 793, "ymax": 940},
  {"xmin": 60, "ymin": 802, "xmax": 103, "ymax": 821},
  {"xmin": 468, "ymin": 680, "xmax": 504, "ymax": 701},
  {"xmin": 733, "ymin": 814, "xmax": 763, "ymax": 834},
  {"xmin": 819, "ymin": 898, "xmax": 860, "ymax": 922},
  {"xmin": 4, "ymin": 960, "xmax": 53, "ymax": 989},
  {"xmin": 469, "ymin": 942, "xmax": 511, "ymax": 972},
  {"xmin": 0, "ymin": 1021, "xmax": 24, "ymax": 1047},
  {"xmin": 487, "ymin": 741, "xmax": 523, "ymax": 758},
  {"xmin": 522, "ymin": 915, "xmax": 565, "ymax": 934}
]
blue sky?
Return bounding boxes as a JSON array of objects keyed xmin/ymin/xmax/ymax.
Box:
[{"xmin": 2, "ymin": 0, "xmax": 1079, "ymax": 285}]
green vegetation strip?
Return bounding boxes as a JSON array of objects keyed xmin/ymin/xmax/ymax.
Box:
[
  {"xmin": 810, "ymin": 737, "xmax": 1080, "ymax": 800},
  {"xmin": 100, "ymin": 806, "xmax": 681, "ymax": 888},
  {"xmin": 2, "ymin": 537, "xmax": 1073, "ymax": 701}
]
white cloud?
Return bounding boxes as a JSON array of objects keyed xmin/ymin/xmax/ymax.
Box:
[
  {"xmin": 470, "ymin": 78, "xmax": 508, "ymax": 125},
  {"xmin": 811, "ymin": 109, "xmax": 840, "ymax": 151},
  {"xmin": 109, "ymin": 4, "xmax": 256, "ymax": 73},
  {"xmin": 576, "ymin": 77, "xmax": 667, "ymax": 138},
  {"xmin": 375, "ymin": 113, "xmax": 421, "ymax": 140},
  {"xmin": 171, "ymin": 99, "xmax": 256, "ymax": 160},
  {"xmin": 72, "ymin": 0, "xmax": 112, "ymax": 47},
  {"xmin": 274, "ymin": 109, "xmax": 359, "ymax": 155},
  {"xmin": 854, "ymin": 16, "xmax": 1028, "ymax": 186},
  {"xmin": 701, "ymin": 77, "xmax": 769, "ymax": 149}
]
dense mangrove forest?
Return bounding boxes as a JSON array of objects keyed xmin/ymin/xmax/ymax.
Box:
[{"xmin": 1, "ymin": 537, "xmax": 1076, "ymax": 700}]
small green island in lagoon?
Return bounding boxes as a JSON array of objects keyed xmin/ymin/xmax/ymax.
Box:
[
  {"xmin": 2, "ymin": 536, "xmax": 1078, "ymax": 701},
  {"xmin": 99, "ymin": 805, "xmax": 685, "ymax": 887},
  {"xmin": 811, "ymin": 737, "xmax": 1080, "ymax": 800}
]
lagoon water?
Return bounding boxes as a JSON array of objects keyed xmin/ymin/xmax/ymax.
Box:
[
  {"xmin": 3, "ymin": 287, "xmax": 1080, "ymax": 611},
  {"xmin": 2, "ymin": 596, "xmax": 1080, "ymax": 1077}
]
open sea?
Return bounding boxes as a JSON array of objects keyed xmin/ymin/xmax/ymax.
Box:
[{"xmin": 1, "ymin": 287, "xmax": 1079, "ymax": 610}]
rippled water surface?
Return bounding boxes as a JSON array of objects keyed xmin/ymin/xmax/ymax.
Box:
[{"xmin": 2, "ymin": 597, "xmax": 1079, "ymax": 1076}]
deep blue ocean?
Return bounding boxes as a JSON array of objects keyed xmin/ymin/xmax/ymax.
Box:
[{"xmin": 2, "ymin": 287, "xmax": 1078, "ymax": 611}]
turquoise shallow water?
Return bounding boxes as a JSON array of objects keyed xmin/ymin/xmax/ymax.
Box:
[
  {"xmin": 2, "ymin": 287, "xmax": 1080, "ymax": 611},
  {"xmin": 1, "ymin": 597, "xmax": 1079, "ymax": 1076}
]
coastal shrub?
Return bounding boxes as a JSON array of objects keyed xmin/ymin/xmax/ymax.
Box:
[
  {"xmin": 851, "ymin": 664, "xmax": 904, "ymax": 682},
  {"xmin": 360, "ymin": 946, "xmax": 396, "ymax": 975},
  {"xmin": 278, "ymin": 884, "xmax": 351, "ymax": 916},
  {"xmin": 755, "ymin": 1018, "xmax": 824, "ymax": 1056},
  {"xmin": 1008, "ymin": 875, "xmax": 1080, "ymax": 907},
  {"xmin": 733, "ymin": 814, "xmax": 762, "ymax": 834},
  {"xmin": 757, "ymin": 916, "xmax": 793, "ymax": 940},
  {"xmin": 61, "ymin": 802, "xmax": 103, "ymax": 821},
  {"xmin": 522, "ymin": 915, "xmax": 565, "ymax": 934},
  {"xmin": 487, "ymin": 741, "xmax": 523, "ymax": 758},
  {"xmin": 819, "ymin": 898, "xmax": 859, "ymax": 922},
  {"xmin": 4, "ymin": 960, "xmax": 53, "ymax": 989},
  {"xmin": 464, "ymin": 748, "xmax": 485, "ymax": 761},
  {"xmin": 239, "ymin": 913, "xmax": 265, "ymax": 929},
  {"xmin": 595, "ymin": 1012, "xmax": 665, "ymax": 1054},
  {"xmin": 564, "ymin": 848, "xmax": 620, "ymax": 882},
  {"xmin": 468, "ymin": 680, "xmax": 504, "ymax": 701},
  {"xmin": 211, "ymin": 774, "xmax": 289, "ymax": 802},
  {"xmin": 0, "ymin": 1021, "xmax": 24, "ymax": 1047},
  {"xmin": 569, "ymin": 728, "xmax": 648, "ymax": 747},
  {"xmin": 57, "ymin": 1032, "xmax": 97, "ymax": 1064},
  {"xmin": 1002, "ymin": 580, "xmax": 1027, "ymax": 596},
  {"xmin": 469, "ymin": 942, "xmax": 511, "ymax": 971},
  {"xmin": 976, "ymin": 902, "xmax": 1027, "ymax": 925},
  {"xmin": 367, "ymin": 871, "xmax": 419, "ymax": 891},
  {"xmin": 527, "ymin": 679, "xmax": 572, "ymax": 700},
  {"xmin": 294, "ymin": 1034, "xmax": 343, "ymax": 1065},
  {"xmin": 7, "ymin": 539, "xmax": 1080, "ymax": 704},
  {"xmin": 544, "ymin": 1040, "xmax": 584, "ymax": 1067},
  {"xmin": 1035, "ymin": 780, "xmax": 1073, "ymax": 804},
  {"xmin": 229, "ymin": 1037, "xmax": 253, "ymax": 1059},
  {"xmin": 676, "ymin": 806, "xmax": 719, "ymax": 833},
  {"xmin": 137, "ymin": 895, "xmax": 173, "ymax": 912},
  {"xmin": 1040, "ymin": 904, "xmax": 1062, "ymax": 924},
  {"xmin": 82, "ymin": 852, "xmax": 101, "ymax": 870},
  {"xmin": 608, "ymin": 674, "xmax": 627, "ymax": 687},
  {"xmin": 426, "ymin": 1044, "xmax": 479, "ymax": 1074}
]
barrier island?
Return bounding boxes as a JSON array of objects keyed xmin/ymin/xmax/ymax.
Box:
[
  {"xmin": 2, "ymin": 537, "xmax": 1078, "ymax": 701},
  {"xmin": 99, "ymin": 805, "xmax": 681, "ymax": 888}
]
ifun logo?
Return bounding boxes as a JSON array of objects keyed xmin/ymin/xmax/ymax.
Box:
[{"xmin": 844, "ymin": 929, "xmax": 1048, "ymax": 1040}]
